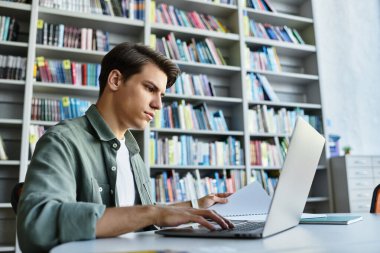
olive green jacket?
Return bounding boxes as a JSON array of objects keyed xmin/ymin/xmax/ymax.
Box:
[{"xmin": 17, "ymin": 105, "xmax": 154, "ymax": 253}]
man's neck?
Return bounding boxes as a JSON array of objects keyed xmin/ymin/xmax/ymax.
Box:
[{"xmin": 95, "ymin": 100, "xmax": 126, "ymax": 140}]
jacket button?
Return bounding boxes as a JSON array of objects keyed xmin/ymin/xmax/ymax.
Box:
[
  {"xmin": 112, "ymin": 143, "xmax": 118, "ymax": 149},
  {"xmin": 111, "ymin": 166, "xmax": 116, "ymax": 171},
  {"xmin": 110, "ymin": 189, "xmax": 114, "ymax": 195},
  {"xmin": 99, "ymin": 187, "xmax": 103, "ymax": 192}
]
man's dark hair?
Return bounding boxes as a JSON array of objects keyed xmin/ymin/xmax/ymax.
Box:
[{"xmin": 98, "ymin": 42, "xmax": 180, "ymax": 98}]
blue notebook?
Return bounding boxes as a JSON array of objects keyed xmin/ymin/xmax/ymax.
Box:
[{"xmin": 300, "ymin": 215, "xmax": 363, "ymax": 225}]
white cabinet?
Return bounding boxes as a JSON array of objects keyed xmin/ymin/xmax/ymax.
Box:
[{"xmin": 331, "ymin": 156, "xmax": 380, "ymax": 212}]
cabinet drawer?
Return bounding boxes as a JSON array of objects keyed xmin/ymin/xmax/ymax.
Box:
[
  {"xmin": 348, "ymin": 178, "xmax": 373, "ymax": 189},
  {"xmin": 372, "ymin": 157, "xmax": 380, "ymax": 166},
  {"xmin": 349, "ymin": 189, "xmax": 373, "ymax": 201},
  {"xmin": 346, "ymin": 156, "xmax": 371, "ymax": 167},
  {"xmin": 348, "ymin": 167, "xmax": 373, "ymax": 178},
  {"xmin": 350, "ymin": 200, "xmax": 371, "ymax": 212},
  {"xmin": 373, "ymin": 168, "xmax": 380, "ymax": 178}
]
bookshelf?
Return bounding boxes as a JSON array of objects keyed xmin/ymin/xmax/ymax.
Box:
[{"xmin": 0, "ymin": 0, "xmax": 331, "ymax": 251}]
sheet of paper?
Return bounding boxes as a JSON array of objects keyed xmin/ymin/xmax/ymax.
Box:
[
  {"xmin": 208, "ymin": 181, "xmax": 271, "ymax": 217},
  {"xmin": 208, "ymin": 181, "xmax": 327, "ymax": 221}
]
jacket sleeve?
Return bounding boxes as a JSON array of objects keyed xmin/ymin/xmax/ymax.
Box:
[{"xmin": 17, "ymin": 132, "xmax": 106, "ymax": 253}]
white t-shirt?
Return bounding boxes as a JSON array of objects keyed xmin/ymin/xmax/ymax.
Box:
[{"xmin": 116, "ymin": 138, "xmax": 135, "ymax": 207}]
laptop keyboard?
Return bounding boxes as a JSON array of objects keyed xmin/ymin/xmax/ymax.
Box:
[{"xmin": 214, "ymin": 221, "xmax": 265, "ymax": 232}]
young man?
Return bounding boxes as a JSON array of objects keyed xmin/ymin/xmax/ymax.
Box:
[{"xmin": 17, "ymin": 43, "xmax": 234, "ymax": 253}]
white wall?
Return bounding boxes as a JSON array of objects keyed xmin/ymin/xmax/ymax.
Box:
[{"xmin": 312, "ymin": 0, "xmax": 380, "ymax": 155}]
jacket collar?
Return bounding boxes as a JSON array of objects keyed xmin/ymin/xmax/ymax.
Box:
[{"xmin": 85, "ymin": 104, "xmax": 140, "ymax": 155}]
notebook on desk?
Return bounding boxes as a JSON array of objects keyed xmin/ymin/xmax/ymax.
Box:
[{"xmin": 156, "ymin": 117, "xmax": 325, "ymax": 239}]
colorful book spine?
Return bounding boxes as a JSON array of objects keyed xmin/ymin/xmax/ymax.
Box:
[
  {"xmin": 150, "ymin": 135, "xmax": 243, "ymax": 166},
  {"xmin": 151, "ymin": 169, "xmax": 245, "ymax": 203},
  {"xmin": 0, "ymin": 54, "xmax": 27, "ymax": 80},
  {"xmin": 152, "ymin": 33, "xmax": 227, "ymax": 66},
  {"xmin": 34, "ymin": 57, "xmax": 101, "ymax": 86},
  {"xmin": 31, "ymin": 97, "xmax": 92, "ymax": 122}
]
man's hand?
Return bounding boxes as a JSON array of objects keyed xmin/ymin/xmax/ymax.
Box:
[
  {"xmin": 152, "ymin": 205, "xmax": 234, "ymax": 230},
  {"xmin": 198, "ymin": 192, "xmax": 233, "ymax": 209}
]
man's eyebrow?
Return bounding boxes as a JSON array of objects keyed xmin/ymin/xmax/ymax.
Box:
[{"xmin": 144, "ymin": 80, "xmax": 165, "ymax": 97}]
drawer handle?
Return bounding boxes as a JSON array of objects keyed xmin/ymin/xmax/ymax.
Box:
[
  {"xmin": 354, "ymin": 161, "xmax": 365, "ymax": 164},
  {"xmin": 355, "ymin": 183, "xmax": 369, "ymax": 186},
  {"xmin": 357, "ymin": 193, "xmax": 370, "ymax": 197},
  {"xmin": 358, "ymin": 205, "xmax": 370, "ymax": 208},
  {"xmin": 355, "ymin": 171, "xmax": 369, "ymax": 176}
]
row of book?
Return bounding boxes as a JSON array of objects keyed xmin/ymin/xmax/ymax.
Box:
[
  {"xmin": 0, "ymin": 55, "xmax": 27, "ymax": 80},
  {"xmin": 248, "ymin": 105, "xmax": 322, "ymax": 134},
  {"xmin": 31, "ymin": 97, "xmax": 92, "ymax": 122},
  {"xmin": 0, "ymin": 135, "xmax": 7, "ymax": 160},
  {"xmin": 153, "ymin": 3, "xmax": 229, "ymax": 33},
  {"xmin": 166, "ymin": 72, "xmax": 216, "ymax": 97},
  {"xmin": 34, "ymin": 57, "xmax": 101, "ymax": 86},
  {"xmin": 0, "ymin": 16, "xmax": 20, "ymax": 42},
  {"xmin": 252, "ymin": 169, "xmax": 279, "ymax": 196},
  {"xmin": 243, "ymin": 15, "xmax": 305, "ymax": 44},
  {"xmin": 245, "ymin": 46, "xmax": 281, "ymax": 72},
  {"xmin": 244, "ymin": 0, "xmax": 276, "ymax": 12},
  {"xmin": 150, "ymin": 134, "xmax": 243, "ymax": 166},
  {"xmin": 151, "ymin": 169, "xmax": 246, "ymax": 203},
  {"xmin": 246, "ymin": 73, "xmax": 279, "ymax": 102},
  {"xmin": 152, "ymin": 101, "xmax": 229, "ymax": 132},
  {"xmin": 151, "ymin": 33, "xmax": 227, "ymax": 65},
  {"xmin": 202, "ymin": 0, "xmax": 236, "ymax": 4},
  {"xmin": 36, "ymin": 19, "xmax": 110, "ymax": 52},
  {"xmin": 6, "ymin": 0, "xmax": 30, "ymax": 2},
  {"xmin": 29, "ymin": 125, "xmax": 47, "ymax": 155},
  {"xmin": 39, "ymin": 0, "xmax": 145, "ymax": 20},
  {"xmin": 250, "ymin": 139, "xmax": 288, "ymax": 167}
]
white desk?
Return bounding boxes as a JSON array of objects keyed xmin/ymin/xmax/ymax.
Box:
[{"xmin": 51, "ymin": 213, "xmax": 380, "ymax": 253}]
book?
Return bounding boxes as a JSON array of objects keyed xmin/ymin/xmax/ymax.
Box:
[
  {"xmin": 300, "ymin": 215, "xmax": 363, "ymax": 225},
  {"xmin": 0, "ymin": 135, "xmax": 8, "ymax": 160}
]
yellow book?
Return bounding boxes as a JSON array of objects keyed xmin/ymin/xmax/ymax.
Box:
[
  {"xmin": 150, "ymin": 0, "xmax": 156, "ymax": 23},
  {"xmin": 149, "ymin": 34, "xmax": 156, "ymax": 50},
  {"xmin": 150, "ymin": 138, "xmax": 155, "ymax": 165},
  {"xmin": 243, "ymin": 11, "xmax": 250, "ymax": 37}
]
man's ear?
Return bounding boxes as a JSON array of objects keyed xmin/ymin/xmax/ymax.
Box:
[{"xmin": 107, "ymin": 69, "xmax": 123, "ymax": 91}]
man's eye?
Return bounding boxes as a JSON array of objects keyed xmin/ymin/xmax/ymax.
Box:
[{"xmin": 146, "ymin": 86, "xmax": 154, "ymax": 92}]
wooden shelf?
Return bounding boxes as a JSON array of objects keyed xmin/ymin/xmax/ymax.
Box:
[
  {"xmin": 164, "ymin": 94, "xmax": 242, "ymax": 105},
  {"xmin": 243, "ymin": 7, "xmax": 313, "ymax": 29},
  {"xmin": 151, "ymin": 165, "xmax": 245, "ymax": 170},
  {"xmin": 151, "ymin": 128, "xmax": 244, "ymax": 136},
  {"xmin": 155, "ymin": 0, "xmax": 237, "ymax": 17},
  {"xmin": 0, "ymin": 119, "xmax": 23, "ymax": 125},
  {"xmin": 247, "ymin": 69, "xmax": 318, "ymax": 84},
  {"xmin": 0, "ymin": 245, "xmax": 16, "ymax": 252},
  {"xmin": 38, "ymin": 7, "xmax": 144, "ymax": 35},
  {"xmin": 173, "ymin": 60, "xmax": 241, "ymax": 76},
  {"xmin": 245, "ymin": 37, "xmax": 316, "ymax": 57},
  {"xmin": 151, "ymin": 23, "xmax": 239, "ymax": 46},
  {"xmin": 33, "ymin": 82, "xmax": 99, "ymax": 97},
  {"xmin": 0, "ymin": 41, "xmax": 28, "ymax": 55},
  {"xmin": 35, "ymin": 44, "xmax": 106, "ymax": 62},
  {"xmin": 0, "ymin": 160, "xmax": 20, "ymax": 166},
  {"xmin": 0, "ymin": 203, "xmax": 12, "ymax": 208},
  {"xmin": 248, "ymin": 100, "xmax": 322, "ymax": 110},
  {"xmin": 30, "ymin": 120, "xmax": 58, "ymax": 126}
]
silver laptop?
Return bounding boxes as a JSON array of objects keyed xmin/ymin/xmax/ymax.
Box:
[{"xmin": 155, "ymin": 117, "xmax": 325, "ymax": 238}]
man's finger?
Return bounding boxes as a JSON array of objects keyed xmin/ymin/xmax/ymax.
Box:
[
  {"xmin": 191, "ymin": 215, "xmax": 216, "ymax": 231},
  {"xmin": 215, "ymin": 192, "xmax": 233, "ymax": 198},
  {"xmin": 212, "ymin": 196, "xmax": 228, "ymax": 204},
  {"xmin": 193, "ymin": 209, "xmax": 230, "ymax": 229}
]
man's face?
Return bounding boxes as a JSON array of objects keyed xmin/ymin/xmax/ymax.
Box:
[{"xmin": 113, "ymin": 62, "xmax": 167, "ymax": 130}]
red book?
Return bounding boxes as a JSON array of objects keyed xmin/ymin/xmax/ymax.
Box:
[
  {"xmin": 167, "ymin": 178, "xmax": 174, "ymax": 203},
  {"xmin": 71, "ymin": 62, "xmax": 77, "ymax": 85},
  {"xmin": 82, "ymin": 64, "xmax": 87, "ymax": 86}
]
